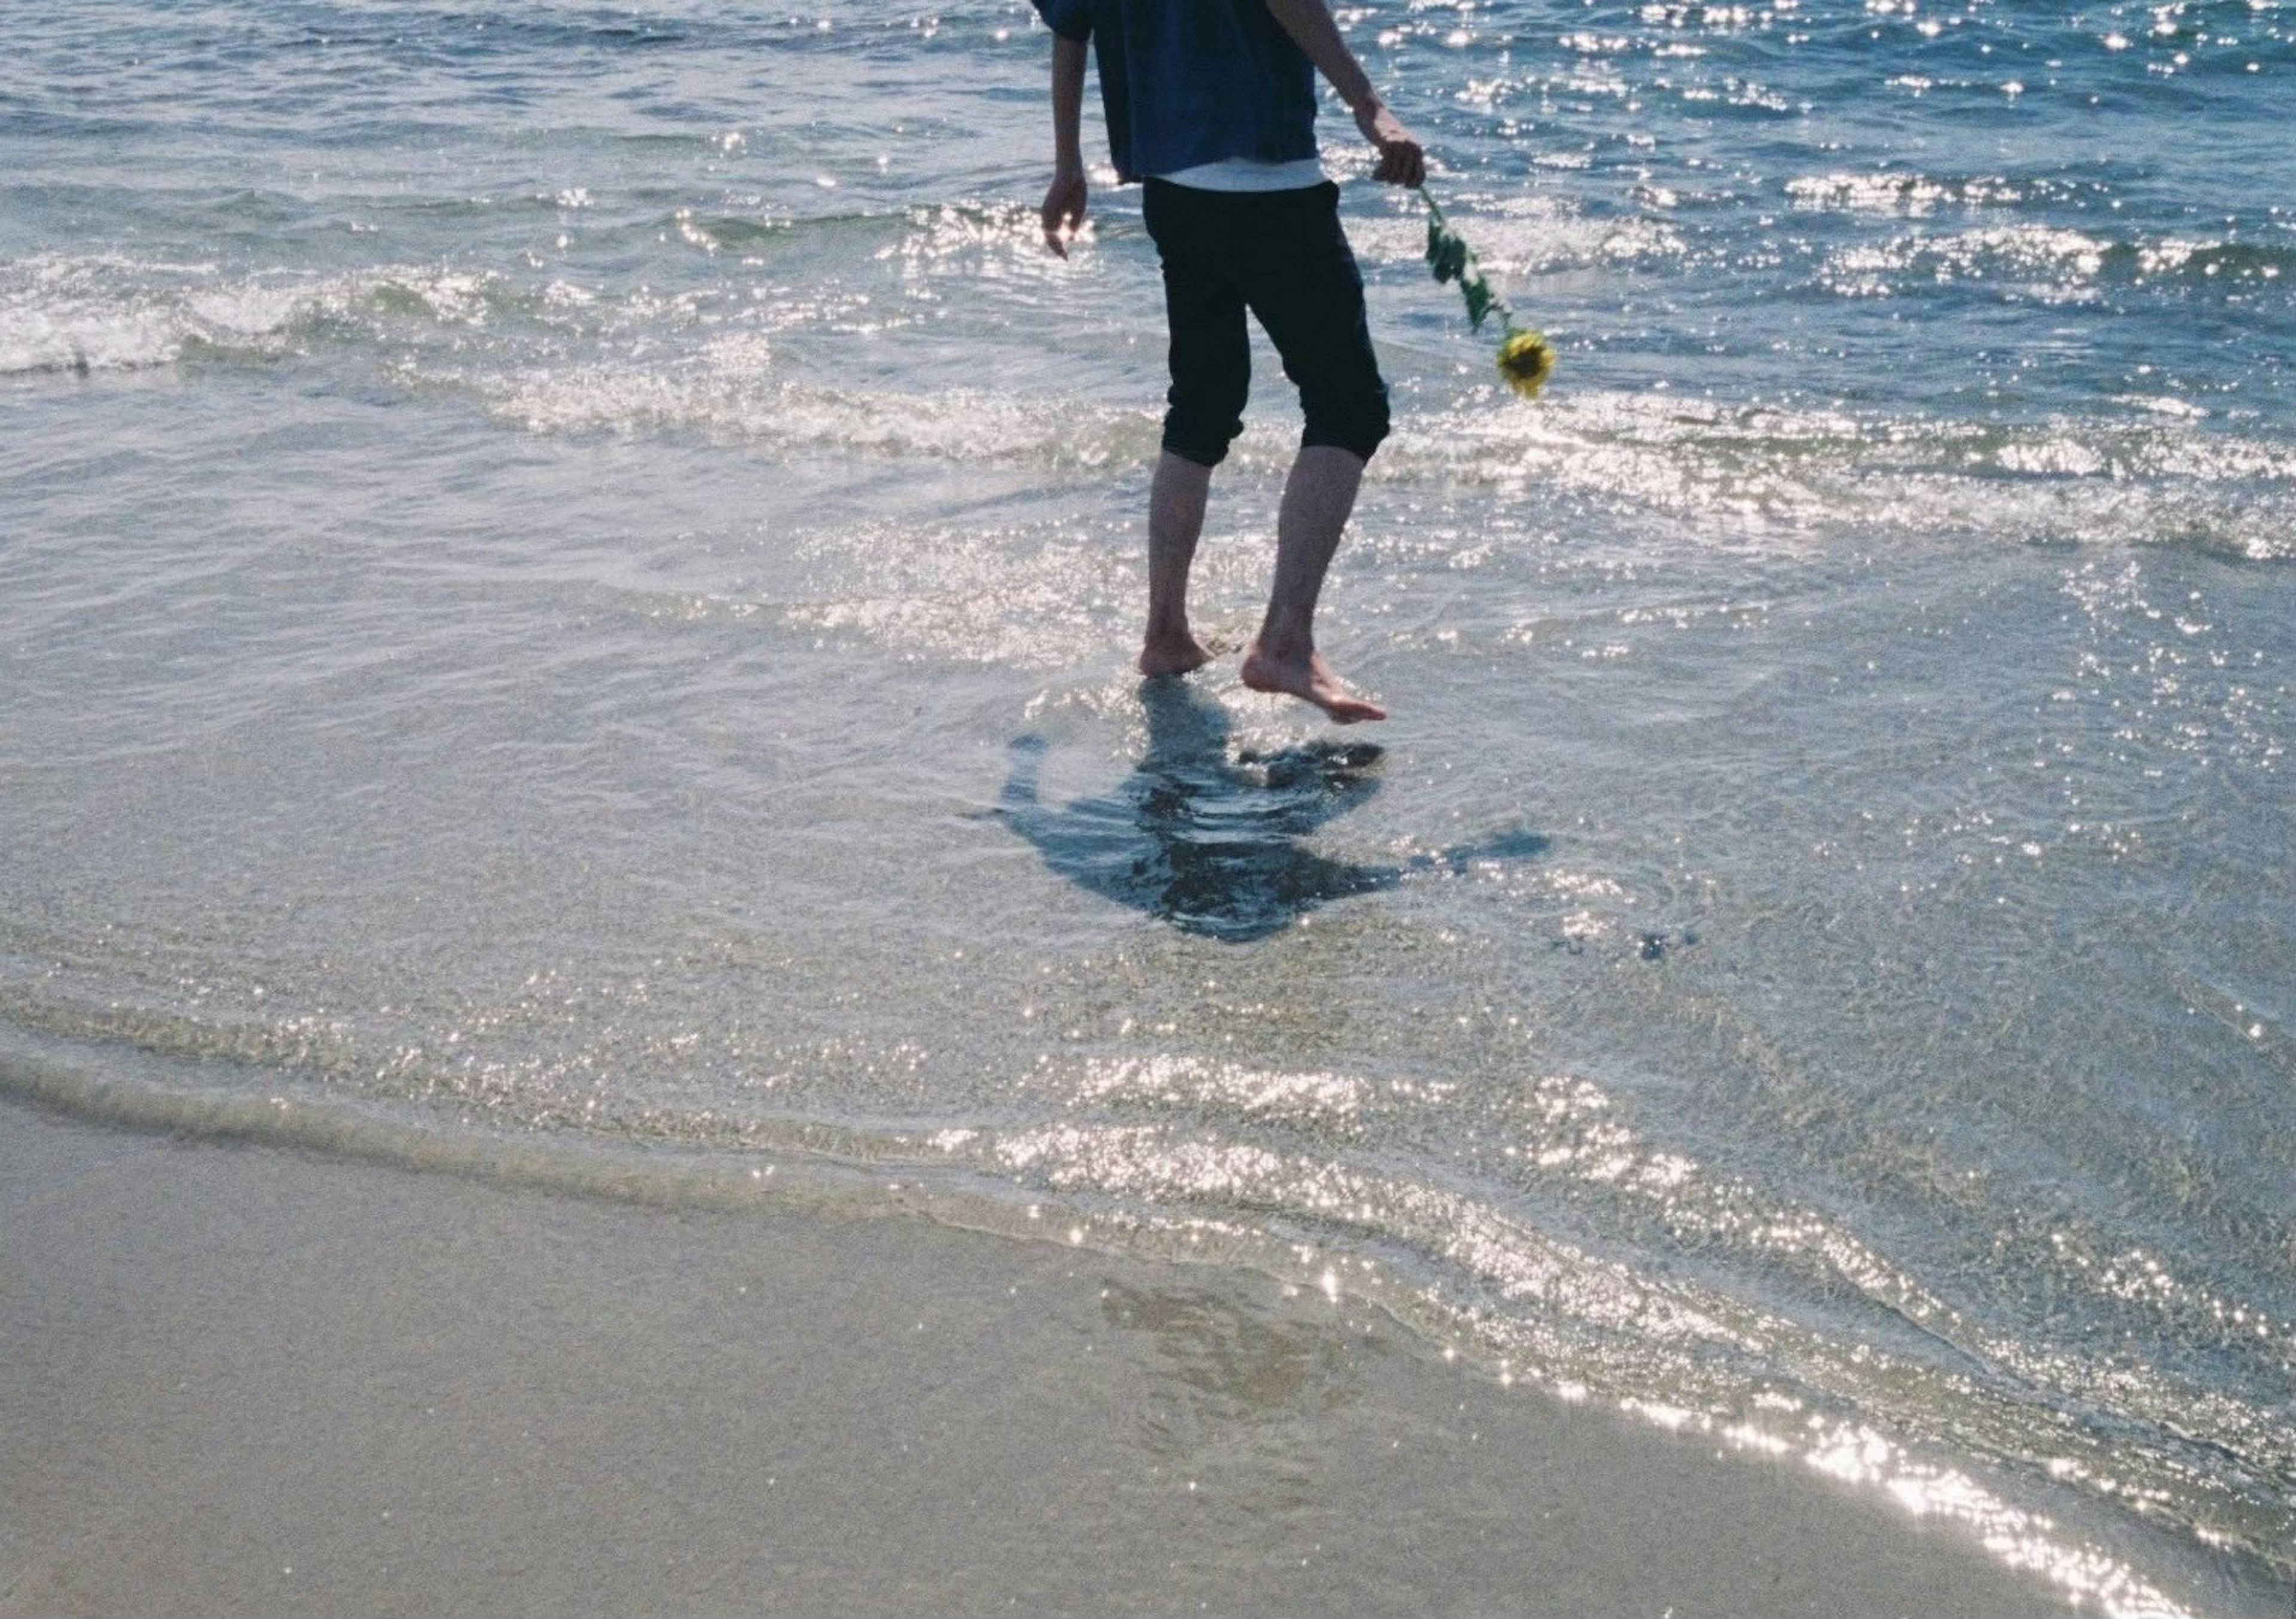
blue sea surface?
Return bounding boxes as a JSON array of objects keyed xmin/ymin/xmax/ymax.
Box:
[{"xmin": 2, "ymin": 2, "xmax": 2292, "ymax": 1611}]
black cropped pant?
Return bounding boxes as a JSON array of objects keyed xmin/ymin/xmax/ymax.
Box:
[{"xmin": 1140, "ymin": 178, "xmax": 1391, "ymax": 469}]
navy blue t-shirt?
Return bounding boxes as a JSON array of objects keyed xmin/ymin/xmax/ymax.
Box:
[{"xmin": 1031, "ymin": 0, "xmax": 1320, "ymax": 184}]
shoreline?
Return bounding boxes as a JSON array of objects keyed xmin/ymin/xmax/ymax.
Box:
[{"xmin": 0, "ymin": 1094, "xmax": 2086, "ymax": 1617}]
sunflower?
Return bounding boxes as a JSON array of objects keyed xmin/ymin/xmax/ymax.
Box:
[
  {"xmin": 1495, "ymin": 326, "xmax": 1555, "ymax": 401},
  {"xmin": 1423, "ymin": 190, "xmax": 1555, "ymax": 402}
]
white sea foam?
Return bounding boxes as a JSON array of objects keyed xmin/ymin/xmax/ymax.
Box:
[
  {"xmin": 20, "ymin": 246, "xmax": 2276, "ymax": 562},
  {"xmin": 0, "ymin": 256, "xmax": 539, "ymax": 377},
  {"xmin": 445, "ymin": 351, "xmax": 2295, "ymax": 559}
]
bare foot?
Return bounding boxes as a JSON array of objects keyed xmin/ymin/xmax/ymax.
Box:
[
  {"xmin": 1239, "ymin": 640, "xmax": 1388, "ymax": 723},
  {"xmin": 1139, "ymin": 630, "xmax": 1214, "ymax": 678}
]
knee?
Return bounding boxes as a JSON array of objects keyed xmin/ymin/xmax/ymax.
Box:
[
  {"xmin": 1162, "ymin": 381, "xmax": 1248, "ymax": 469},
  {"xmin": 1302, "ymin": 383, "xmax": 1391, "ymax": 463}
]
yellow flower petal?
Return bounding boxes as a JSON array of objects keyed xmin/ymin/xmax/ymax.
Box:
[{"xmin": 1495, "ymin": 328, "xmax": 1555, "ymax": 401}]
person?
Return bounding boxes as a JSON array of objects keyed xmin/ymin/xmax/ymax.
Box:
[{"xmin": 1032, "ymin": 0, "xmax": 1425, "ymax": 724}]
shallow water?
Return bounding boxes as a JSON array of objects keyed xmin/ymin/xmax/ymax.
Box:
[{"xmin": 3, "ymin": 1, "xmax": 2292, "ymax": 1612}]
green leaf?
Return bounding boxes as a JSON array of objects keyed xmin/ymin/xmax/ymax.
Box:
[
  {"xmin": 1462, "ymin": 274, "xmax": 1494, "ymax": 331},
  {"xmin": 1427, "ymin": 226, "xmax": 1467, "ymax": 286}
]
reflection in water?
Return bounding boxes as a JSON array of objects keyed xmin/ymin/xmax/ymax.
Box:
[{"xmin": 1000, "ymin": 680, "xmax": 1546, "ymax": 942}]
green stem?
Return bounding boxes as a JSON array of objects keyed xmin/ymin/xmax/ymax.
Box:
[{"xmin": 1421, "ymin": 185, "xmax": 1519, "ymax": 335}]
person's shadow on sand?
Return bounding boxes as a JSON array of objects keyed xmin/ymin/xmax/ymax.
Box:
[{"xmin": 998, "ymin": 680, "xmax": 1548, "ymax": 943}]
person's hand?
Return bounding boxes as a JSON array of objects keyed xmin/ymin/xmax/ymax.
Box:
[
  {"xmin": 1352, "ymin": 100, "xmax": 1425, "ymax": 188},
  {"xmin": 1042, "ymin": 166, "xmax": 1088, "ymax": 257}
]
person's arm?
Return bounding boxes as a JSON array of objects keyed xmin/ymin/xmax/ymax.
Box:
[
  {"xmin": 1261, "ymin": 0, "xmax": 1427, "ymax": 187},
  {"xmin": 1041, "ymin": 33, "xmax": 1089, "ymax": 256}
]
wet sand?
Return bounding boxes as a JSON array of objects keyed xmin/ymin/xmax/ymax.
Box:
[{"xmin": 0, "ymin": 1097, "xmax": 2071, "ymax": 1617}]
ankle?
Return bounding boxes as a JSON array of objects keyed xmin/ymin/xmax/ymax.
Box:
[{"xmin": 1249, "ymin": 625, "xmax": 1314, "ymax": 663}]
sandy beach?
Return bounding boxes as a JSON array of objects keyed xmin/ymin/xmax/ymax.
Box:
[
  {"xmin": 1, "ymin": 1095, "xmax": 2081, "ymax": 1617},
  {"xmin": 6, "ymin": 0, "xmax": 2292, "ymax": 1608}
]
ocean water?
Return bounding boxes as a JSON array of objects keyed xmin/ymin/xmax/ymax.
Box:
[{"xmin": 2, "ymin": 0, "xmax": 2292, "ymax": 1610}]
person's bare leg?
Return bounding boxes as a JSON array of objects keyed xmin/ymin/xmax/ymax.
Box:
[
  {"xmin": 1240, "ymin": 444, "xmax": 1387, "ymax": 723},
  {"xmin": 1140, "ymin": 450, "xmax": 1216, "ymax": 677}
]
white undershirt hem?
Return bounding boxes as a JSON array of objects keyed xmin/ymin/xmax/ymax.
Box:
[{"xmin": 1150, "ymin": 157, "xmax": 1329, "ymax": 193}]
